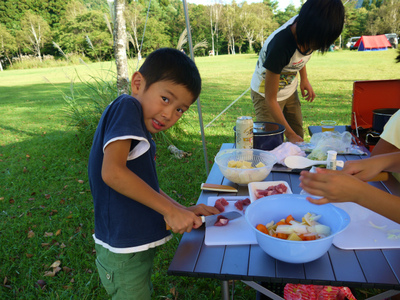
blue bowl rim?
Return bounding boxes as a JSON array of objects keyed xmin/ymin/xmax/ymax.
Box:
[{"xmin": 244, "ymin": 194, "xmax": 351, "ymax": 243}]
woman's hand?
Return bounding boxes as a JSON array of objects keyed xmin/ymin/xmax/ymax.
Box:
[{"xmin": 299, "ymin": 168, "xmax": 365, "ymax": 204}]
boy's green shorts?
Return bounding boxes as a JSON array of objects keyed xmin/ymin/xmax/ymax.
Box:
[{"xmin": 95, "ymin": 243, "xmax": 157, "ymax": 300}]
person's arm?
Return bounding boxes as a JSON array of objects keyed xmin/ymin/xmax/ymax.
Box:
[
  {"xmin": 299, "ymin": 167, "xmax": 400, "ymax": 224},
  {"xmin": 371, "ymin": 138, "xmax": 400, "ymax": 156},
  {"xmin": 342, "ymin": 152, "xmax": 400, "ymax": 181},
  {"xmin": 264, "ymin": 70, "xmax": 303, "ymax": 143},
  {"xmin": 101, "ymin": 139, "xmax": 203, "ymax": 234},
  {"xmin": 298, "ymin": 65, "xmax": 316, "ymax": 102},
  {"xmin": 160, "ymin": 189, "xmax": 220, "ymax": 216}
]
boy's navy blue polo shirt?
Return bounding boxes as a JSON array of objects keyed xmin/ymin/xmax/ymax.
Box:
[{"xmin": 88, "ymin": 94, "xmax": 171, "ymax": 253}]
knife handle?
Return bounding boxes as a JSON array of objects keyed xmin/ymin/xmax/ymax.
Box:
[
  {"xmin": 166, "ymin": 216, "xmax": 206, "ymax": 231},
  {"xmin": 369, "ymin": 172, "xmax": 389, "ymax": 182}
]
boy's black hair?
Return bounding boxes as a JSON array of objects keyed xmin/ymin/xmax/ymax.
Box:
[
  {"xmin": 296, "ymin": 0, "xmax": 345, "ymax": 53},
  {"xmin": 139, "ymin": 48, "xmax": 201, "ymax": 102}
]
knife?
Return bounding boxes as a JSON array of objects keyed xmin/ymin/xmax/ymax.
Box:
[
  {"xmin": 166, "ymin": 211, "xmax": 242, "ymax": 230},
  {"xmin": 201, "ymin": 211, "xmax": 242, "ymax": 227}
]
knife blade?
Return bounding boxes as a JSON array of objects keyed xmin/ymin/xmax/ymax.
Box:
[
  {"xmin": 166, "ymin": 211, "xmax": 242, "ymax": 230},
  {"xmin": 201, "ymin": 211, "xmax": 242, "ymax": 227}
]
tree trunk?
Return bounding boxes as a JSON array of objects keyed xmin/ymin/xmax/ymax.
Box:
[
  {"xmin": 210, "ymin": 10, "xmax": 215, "ymax": 55},
  {"xmin": 114, "ymin": 0, "xmax": 129, "ymax": 95}
]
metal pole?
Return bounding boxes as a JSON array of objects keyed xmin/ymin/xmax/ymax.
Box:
[
  {"xmin": 182, "ymin": 0, "xmax": 210, "ymax": 175},
  {"xmin": 221, "ymin": 280, "xmax": 230, "ymax": 300}
]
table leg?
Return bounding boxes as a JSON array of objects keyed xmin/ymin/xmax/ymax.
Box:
[
  {"xmin": 242, "ymin": 281, "xmax": 284, "ymax": 300},
  {"xmin": 221, "ymin": 280, "xmax": 230, "ymax": 300}
]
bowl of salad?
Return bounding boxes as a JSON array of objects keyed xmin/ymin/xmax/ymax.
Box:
[{"xmin": 245, "ymin": 194, "xmax": 350, "ymax": 263}]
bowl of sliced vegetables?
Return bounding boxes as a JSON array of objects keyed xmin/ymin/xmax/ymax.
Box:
[
  {"xmin": 214, "ymin": 149, "xmax": 277, "ymax": 185},
  {"xmin": 245, "ymin": 194, "xmax": 350, "ymax": 263}
]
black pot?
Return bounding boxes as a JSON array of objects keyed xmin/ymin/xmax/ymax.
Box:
[
  {"xmin": 372, "ymin": 108, "xmax": 398, "ymax": 133},
  {"xmin": 234, "ymin": 122, "xmax": 285, "ymax": 151}
]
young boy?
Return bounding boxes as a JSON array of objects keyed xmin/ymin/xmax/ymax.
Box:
[
  {"xmin": 88, "ymin": 48, "xmax": 219, "ymax": 299},
  {"xmin": 250, "ymin": 0, "xmax": 345, "ymax": 143}
]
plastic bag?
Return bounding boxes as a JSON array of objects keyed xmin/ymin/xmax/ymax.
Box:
[
  {"xmin": 307, "ymin": 132, "xmax": 352, "ymax": 161},
  {"xmin": 284, "ymin": 284, "xmax": 357, "ymax": 300},
  {"xmin": 270, "ymin": 142, "xmax": 306, "ymax": 166}
]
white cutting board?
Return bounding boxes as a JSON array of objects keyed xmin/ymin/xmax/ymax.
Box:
[
  {"xmin": 205, "ymin": 196, "xmax": 257, "ymax": 246},
  {"xmin": 333, "ymin": 202, "xmax": 400, "ymax": 250}
]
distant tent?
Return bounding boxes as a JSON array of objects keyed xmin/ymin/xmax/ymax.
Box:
[{"xmin": 354, "ymin": 35, "xmax": 392, "ymax": 51}]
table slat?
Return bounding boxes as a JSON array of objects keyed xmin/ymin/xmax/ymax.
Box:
[
  {"xmin": 383, "ymin": 249, "xmax": 400, "ymax": 283},
  {"xmin": 328, "ymin": 246, "xmax": 366, "ymax": 283},
  {"xmin": 168, "ymin": 229, "xmax": 205, "ymax": 276},
  {"xmin": 304, "ymin": 253, "xmax": 335, "ymax": 283},
  {"xmin": 247, "ymin": 245, "xmax": 276, "ymax": 280},
  {"xmin": 220, "ymin": 245, "xmax": 250, "ymax": 278},
  {"xmin": 194, "ymin": 243, "xmax": 225, "ymax": 276},
  {"xmin": 276, "ymin": 261, "xmax": 305, "ymax": 281},
  {"xmin": 356, "ymin": 250, "xmax": 399, "ymax": 286}
]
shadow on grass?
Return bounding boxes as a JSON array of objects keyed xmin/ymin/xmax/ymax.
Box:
[{"xmin": 0, "ymin": 129, "xmax": 107, "ymax": 298}]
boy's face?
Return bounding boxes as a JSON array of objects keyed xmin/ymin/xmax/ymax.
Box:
[{"xmin": 131, "ymin": 72, "xmax": 194, "ymax": 134}]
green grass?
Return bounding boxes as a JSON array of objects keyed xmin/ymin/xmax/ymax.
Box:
[{"xmin": 0, "ymin": 49, "xmax": 399, "ymax": 299}]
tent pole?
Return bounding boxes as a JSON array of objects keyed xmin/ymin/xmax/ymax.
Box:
[{"xmin": 182, "ymin": 0, "xmax": 210, "ymax": 175}]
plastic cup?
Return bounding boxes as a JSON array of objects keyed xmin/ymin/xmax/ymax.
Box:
[{"xmin": 321, "ymin": 120, "xmax": 336, "ymax": 132}]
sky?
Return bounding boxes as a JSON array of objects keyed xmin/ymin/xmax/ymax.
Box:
[{"xmin": 186, "ymin": 0, "xmax": 302, "ymax": 11}]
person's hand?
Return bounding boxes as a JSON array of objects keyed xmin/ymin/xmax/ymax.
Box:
[
  {"xmin": 164, "ymin": 207, "xmax": 203, "ymax": 234},
  {"xmin": 300, "ymin": 80, "xmax": 316, "ymax": 102},
  {"xmin": 299, "ymin": 168, "xmax": 365, "ymax": 205},
  {"xmin": 286, "ymin": 131, "xmax": 304, "ymax": 143},
  {"xmin": 342, "ymin": 158, "xmax": 384, "ymax": 181},
  {"xmin": 186, "ymin": 203, "xmax": 220, "ymax": 216}
]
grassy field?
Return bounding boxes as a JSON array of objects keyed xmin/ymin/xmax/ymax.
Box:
[{"xmin": 0, "ymin": 49, "xmax": 399, "ymax": 299}]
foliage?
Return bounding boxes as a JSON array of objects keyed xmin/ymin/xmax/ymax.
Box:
[
  {"xmin": 0, "ymin": 0, "xmax": 400, "ymax": 69},
  {"xmin": 0, "ymin": 0, "xmax": 69, "ymax": 33},
  {"xmin": 0, "ymin": 24, "xmax": 17, "ymax": 67},
  {"xmin": 8, "ymin": 54, "xmax": 90, "ymax": 70},
  {"xmin": 62, "ymin": 71, "xmax": 120, "ymax": 147},
  {"xmin": 17, "ymin": 11, "xmax": 52, "ymax": 60},
  {"xmin": 56, "ymin": 10, "xmax": 113, "ymax": 61}
]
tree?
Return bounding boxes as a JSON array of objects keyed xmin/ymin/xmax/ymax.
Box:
[
  {"xmin": 208, "ymin": 2, "xmax": 222, "ymax": 55},
  {"xmin": 57, "ymin": 10, "xmax": 113, "ymax": 61},
  {"xmin": 239, "ymin": 3, "xmax": 255, "ymax": 53},
  {"xmin": 222, "ymin": 1, "xmax": 239, "ymax": 54},
  {"xmin": 126, "ymin": 0, "xmax": 145, "ymax": 59},
  {"xmin": 374, "ymin": 0, "xmax": 400, "ymax": 35},
  {"xmin": 274, "ymin": 4, "xmax": 298, "ymax": 27},
  {"xmin": 0, "ymin": 24, "xmax": 17, "ymax": 70},
  {"xmin": 253, "ymin": 2, "xmax": 276, "ymax": 52},
  {"xmin": 187, "ymin": 3, "xmax": 209, "ymax": 55},
  {"xmin": 113, "ymin": 0, "xmax": 129, "ymax": 95},
  {"xmin": 18, "ymin": 11, "xmax": 51, "ymax": 61},
  {"xmin": 64, "ymin": 0, "xmax": 88, "ymax": 21}
]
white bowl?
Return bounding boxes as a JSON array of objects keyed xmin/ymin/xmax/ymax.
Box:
[
  {"xmin": 214, "ymin": 149, "xmax": 277, "ymax": 185},
  {"xmin": 245, "ymin": 194, "xmax": 350, "ymax": 263},
  {"xmin": 248, "ymin": 181, "xmax": 292, "ymax": 203}
]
